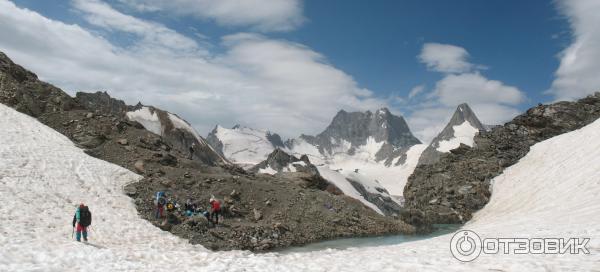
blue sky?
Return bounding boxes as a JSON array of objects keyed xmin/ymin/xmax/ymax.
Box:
[{"xmin": 1, "ymin": 0, "xmax": 598, "ymax": 141}]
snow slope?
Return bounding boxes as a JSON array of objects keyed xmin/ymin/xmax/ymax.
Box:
[
  {"xmin": 125, "ymin": 106, "xmax": 162, "ymax": 135},
  {"xmin": 286, "ymin": 138, "xmax": 427, "ymax": 198},
  {"xmin": 317, "ymin": 166, "xmax": 384, "ymax": 215},
  {"xmin": 212, "ymin": 125, "xmax": 280, "ymax": 166},
  {"xmin": 2, "ymin": 103, "xmax": 599, "ymax": 271},
  {"xmin": 326, "ymin": 143, "xmax": 427, "ymax": 197}
]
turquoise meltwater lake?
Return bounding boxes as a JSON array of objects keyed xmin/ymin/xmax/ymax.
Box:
[{"xmin": 279, "ymin": 224, "xmax": 460, "ymax": 253}]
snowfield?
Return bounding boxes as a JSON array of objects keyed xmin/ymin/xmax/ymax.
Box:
[
  {"xmin": 213, "ymin": 125, "xmax": 280, "ymax": 166},
  {"xmin": 326, "ymin": 143, "xmax": 427, "ymax": 197},
  {"xmin": 1, "ymin": 103, "xmax": 599, "ymax": 271}
]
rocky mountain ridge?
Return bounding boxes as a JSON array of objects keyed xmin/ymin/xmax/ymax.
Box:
[
  {"xmin": 285, "ymin": 107, "xmax": 422, "ymax": 165},
  {"xmin": 402, "ymin": 93, "xmax": 600, "ymax": 227}
]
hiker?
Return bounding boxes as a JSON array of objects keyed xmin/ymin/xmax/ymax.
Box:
[
  {"xmin": 209, "ymin": 197, "xmax": 222, "ymax": 225},
  {"xmin": 188, "ymin": 143, "xmax": 196, "ymax": 159},
  {"xmin": 155, "ymin": 191, "xmax": 167, "ymax": 219},
  {"xmin": 72, "ymin": 203, "xmax": 92, "ymax": 242},
  {"xmin": 184, "ymin": 199, "xmax": 196, "ymax": 216},
  {"xmin": 166, "ymin": 201, "xmax": 175, "ymax": 213}
]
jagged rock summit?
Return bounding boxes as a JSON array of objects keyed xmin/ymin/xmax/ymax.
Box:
[
  {"xmin": 418, "ymin": 103, "xmax": 486, "ymax": 165},
  {"xmin": 287, "ymin": 108, "xmax": 421, "ymax": 165}
]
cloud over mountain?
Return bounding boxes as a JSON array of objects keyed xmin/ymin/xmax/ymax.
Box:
[{"xmin": 0, "ymin": 0, "xmax": 386, "ymax": 138}]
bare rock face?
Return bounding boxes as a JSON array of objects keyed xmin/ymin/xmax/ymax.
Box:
[
  {"xmin": 0, "ymin": 52, "xmax": 78, "ymax": 116},
  {"xmin": 404, "ymin": 93, "xmax": 600, "ymax": 226},
  {"xmin": 285, "ymin": 108, "xmax": 422, "ymax": 165},
  {"xmin": 75, "ymin": 91, "xmax": 134, "ymax": 116}
]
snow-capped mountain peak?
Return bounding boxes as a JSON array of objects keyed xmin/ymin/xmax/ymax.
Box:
[
  {"xmin": 289, "ymin": 108, "xmax": 421, "ymax": 161},
  {"xmin": 284, "ymin": 108, "xmax": 426, "ymax": 198},
  {"xmin": 418, "ymin": 103, "xmax": 486, "ymax": 165}
]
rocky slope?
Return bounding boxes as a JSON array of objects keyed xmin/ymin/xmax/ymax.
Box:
[
  {"xmin": 250, "ymin": 149, "xmax": 403, "ymax": 216},
  {"xmin": 403, "ymin": 93, "xmax": 600, "ymax": 227},
  {"xmin": 126, "ymin": 105, "xmax": 227, "ymax": 166},
  {"xmin": 417, "ymin": 103, "xmax": 486, "ymax": 165},
  {"xmin": 0, "ymin": 51, "xmax": 414, "ymax": 251}
]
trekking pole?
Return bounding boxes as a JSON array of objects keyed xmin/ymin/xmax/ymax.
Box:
[{"xmin": 71, "ymin": 227, "xmax": 74, "ymax": 239}]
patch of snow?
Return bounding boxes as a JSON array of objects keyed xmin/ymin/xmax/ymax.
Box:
[
  {"xmin": 293, "ymin": 161, "xmax": 306, "ymax": 166},
  {"xmin": 326, "ymin": 144, "xmax": 427, "ymax": 197},
  {"xmin": 287, "ymin": 138, "xmax": 325, "ymax": 164},
  {"xmin": 125, "ymin": 107, "xmax": 161, "ymax": 135},
  {"xmin": 214, "ymin": 125, "xmax": 276, "ymax": 165},
  {"xmin": 317, "ymin": 166, "xmax": 384, "ymax": 215},
  {"xmin": 258, "ymin": 166, "xmax": 278, "ymax": 175},
  {"xmin": 436, "ymin": 121, "xmax": 479, "ymax": 152}
]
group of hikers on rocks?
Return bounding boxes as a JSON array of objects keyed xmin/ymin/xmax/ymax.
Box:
[
  {"xmin": 154, "ymin": 191, "xmax": 222, "ymax": 226},
  {"xmin": 71, "ymin": 192, "xmax": 222, "ymax": 243}
]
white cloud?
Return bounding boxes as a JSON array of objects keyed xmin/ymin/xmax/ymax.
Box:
[
  {"xmin": 408, "ymin": 84, "xmax": 425, "ymax": 99},
  {"xmin": 118, "ymin": 0, "xmax": 305, "ymax": 32},
  {"xmin": 408, "ymin": 46, "xmax": 526, "ymax": 143},
  {"xmin": 0, "ymin": 0, "xmax": 385, "ymax": 138},
  {"xmin": 431, "ymin": 73, "xmax": 524, "ymax": 106},
  {"xmin": 548, "ymin": 0, "xmax": 600, "ymax": 101},
  {"xmin": 72, "ymin": 0, "xmax": 204, "ymax": 55},
  {"xmin": 418, "ymin": 43, "xmax": 475, "ymax": 73}
]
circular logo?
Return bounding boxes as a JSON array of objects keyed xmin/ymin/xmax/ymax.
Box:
[{"xmin": 450, "ymin": 230, "xmax": 482, "ymax": 262}]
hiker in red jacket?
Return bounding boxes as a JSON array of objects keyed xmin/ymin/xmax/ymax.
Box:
[{"xmin": 209, "ymin": 197, "xmax": 221, "ymax": 225}]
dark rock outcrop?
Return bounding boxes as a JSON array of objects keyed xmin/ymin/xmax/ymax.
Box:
[
  {"xmin": 0, "ymin": 52, "xmax": 78, "ymax": 116},
  {"xmin": 75, "ymin": 91, "xmax": 134, "ymax": 116},
  {"xmin": 404, "ymin": 93, "xmax": 600, "ymax": 226},
  {"xmin": 145, "ymin": 106, "xmax": 227, "ymax": 167}
]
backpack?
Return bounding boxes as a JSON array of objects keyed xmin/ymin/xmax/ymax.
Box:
[
  {"xmin": 158, "ymin": 197, "xmax": 166, "ymax": 206},
  {"xmin": 79, "ymin": 206, "xmax": 92, "ymax": 227}
]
